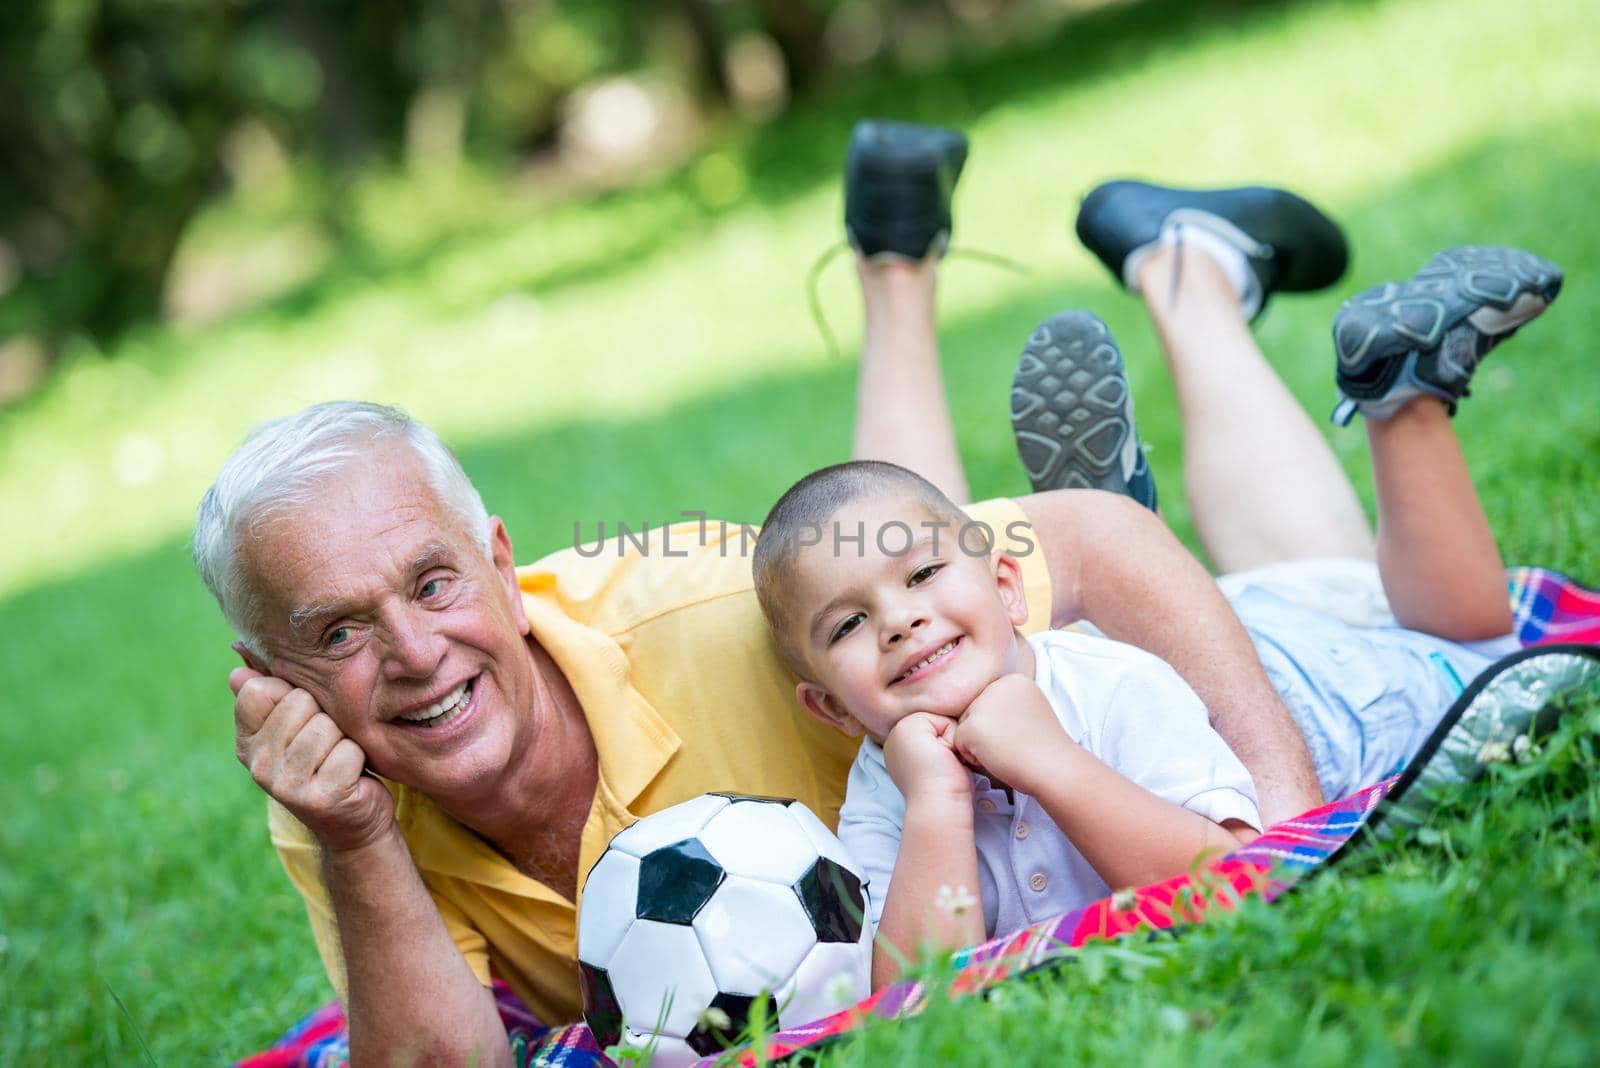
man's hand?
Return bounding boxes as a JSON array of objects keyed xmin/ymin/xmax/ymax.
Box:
[
  {"xmin": 882, "ymin": 712, "xmax": 973, "ymax": 806},
  {"xmin": 949, "ymin": 674, "xmax": 1069, "ymax": 793},
  {"xmin": 231, "ymin": 667, "xmax": 394, "ymax": 853}
]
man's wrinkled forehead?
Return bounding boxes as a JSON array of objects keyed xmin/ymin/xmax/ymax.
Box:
[{"xmin": 242, "ymin": 451, "xmax": 465, "ymax": 616}]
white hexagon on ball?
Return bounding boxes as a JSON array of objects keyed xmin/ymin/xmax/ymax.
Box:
[
  {"xmin": 610, "ymin": 793, "xmax": 731, "ymax": 858},
  {"xmin": 606, "ymin": 919, "xmax": 718, "ymax": 1040},
  {"xmin": 576, "ymin": 850, "xmax": 640, "ymax": 967},
  {"xmin": 698, "ymin": 800, "xmax": 815, "ymax": 884},
  {"xmin": 692, "ymin": 875, "xmax": 816, "ymax": 995}
]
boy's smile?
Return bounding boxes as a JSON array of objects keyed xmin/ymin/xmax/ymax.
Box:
[{"xmin": 787, "ymin": 495, "xmax": 1033, "ymax": 741}]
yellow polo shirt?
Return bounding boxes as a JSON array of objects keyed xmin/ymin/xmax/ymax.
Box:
[{"xmin": 269, "ymin": 500, "xmax": 1050, "ymax": 1025}]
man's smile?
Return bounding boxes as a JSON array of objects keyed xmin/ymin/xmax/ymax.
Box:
[{"xmin": 392, "ymin": 675, "xmax": 480, "ymax": 730}]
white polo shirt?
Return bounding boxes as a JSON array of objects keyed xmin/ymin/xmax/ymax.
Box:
[{"xmin": 837, "ymin": 630, "xmax": 1262, "ymax": 938}]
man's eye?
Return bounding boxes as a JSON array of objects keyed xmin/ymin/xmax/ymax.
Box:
[
  {"xmin": 909, "ymin": 563, "xmax": 943, "ymax": 586},
  {"xmin": 326, "ymin": 626, "xmax": 351, "ymax": 647},
  {"xmin": 420, "ymin": 576, "xmax": 450, "ymax": 599},
  {"xmin": 829, "ymin": 614, "xmax": 863, "ymax": 645}
]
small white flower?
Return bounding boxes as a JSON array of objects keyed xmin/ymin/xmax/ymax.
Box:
[
  {"xmin": 1477, "ymin": 740, "xmax": 1512, "ymax": 765},
  {"xmin": 1512, "ymin": 734, "xmax": 1541, "ymax": 762},
  {"xmin": 697, "ymin": 1006, "xmax": 733, "ymax": 1032},
  {"xmin": 824, "ymin": 971, "xmax": 858, "ymax": 1008},
  {"xmin": 1111, "ymin": 888, "xmax": 1138, "ymax": 912},
  {"xmin": 935, "ymin": 884, "xmax": 978, "ymax": 917}
]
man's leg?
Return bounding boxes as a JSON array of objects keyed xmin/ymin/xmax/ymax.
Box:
[
  {"xmin": 1333, "ymin": 245, "xmax": 1564, "ymax": 641},
  {"xmin": 852, "ymin": 254, "xmax": 970, "ymax": 504},
  {"xmin": 1135, "ymin": 244, "xmax": 1375, "ymax": 572},
  {"xmin": 843, "ymin": 120, "xmax": 971, "ymax": 504}
]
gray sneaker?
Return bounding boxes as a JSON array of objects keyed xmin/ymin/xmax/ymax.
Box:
[
  {"xmin": 1331, "ymin": 245, "xmax": 1563, "ymax": 425},
  {"xmin": 1010, "ymin": 311, "xmax": 1158, "ymax": 510}
]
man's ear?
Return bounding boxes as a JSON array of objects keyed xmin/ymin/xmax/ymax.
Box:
[
  {"xmin": 489, "ymin": 516, "xmax": 531, "ymax": 637},
  {"xmin": 796, "ymin": 682, "xmax": 864, "ymax": 738},
  {"xmin": 993, "ymin": 551, "xmax": 1030, "ymax": 629},
  {"xmin": 232, "ymin": 641, "xmax": 269, "ymax": 674}
]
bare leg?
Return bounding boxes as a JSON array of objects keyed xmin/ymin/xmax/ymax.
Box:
[
  {"xmin": 1367, "ymin": 397, "xmax": 1512, "ymax": 640},
  {"xmin": 851, "ymin": 254, "xmax": 971, "ymax": 504},
  {"xmin": 1135, "ymin": 245, "xmax": 1375, "ymax": 572}
]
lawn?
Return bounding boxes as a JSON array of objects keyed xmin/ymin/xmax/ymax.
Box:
[{"xmin": 2, "ymin": 0, "xmax": 1598, "ymax": 1062}]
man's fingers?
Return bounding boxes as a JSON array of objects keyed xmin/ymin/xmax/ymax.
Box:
[
  {"xmin": 280, "ymin": 710, "xmax": 346, "ymax": 779},
  {"xmin": 238, "ymin": 686, "xmax": 319, "ymax": 776},
  {"xmin": 229, "ymin": 665, "xmax": 266, "ymax": 697},
  {"xmin": 234, "ymin": 674, "xmax": 295, "ymax": 734},
  {"xmin": 316, "ymin": 737, "xmax": 371, "ymax": 788}
]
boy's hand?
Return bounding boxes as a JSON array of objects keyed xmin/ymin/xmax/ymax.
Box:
[
  {"xmin": 951, "ymin": 674, "xmax": 1070, "ymax": 792},
  {"xmin": 883, "ymin": 712, "xmax": 973, "ymax": 806}
]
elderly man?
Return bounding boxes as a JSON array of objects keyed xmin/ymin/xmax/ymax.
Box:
[{"xmin": 198, "ymin": 124, "xmax": 1326, "ymax": 1064}]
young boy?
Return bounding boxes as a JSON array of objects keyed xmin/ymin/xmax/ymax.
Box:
[{"xmin": 751, "ymin": 240, "xmax": 1562, "ymax": 989}]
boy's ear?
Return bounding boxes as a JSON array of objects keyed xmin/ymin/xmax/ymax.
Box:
[
  {"xmin": 993, "ymin": 551, "xmax": 1030, "ymax": 628},
  {"xmin": 796, "ymin": 682, "xmax": 864, "ymax": 737}
]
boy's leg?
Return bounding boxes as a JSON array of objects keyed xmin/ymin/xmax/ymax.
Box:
[
  {"xmin": 1333, "ymin": 245, "xmax": 1564, "ymax": 641},
  {"xmin": 853, "ymin": 256, "xmax": 969, "ymax": 504},
  {"xmin": 844, "ymin": 120, "xmax": 972, "ymax": 504}
]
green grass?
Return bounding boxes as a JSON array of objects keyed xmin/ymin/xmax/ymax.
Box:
[{"xmin": 2, "ymin": 0, "xmax": 1598, "ymax": 1061}]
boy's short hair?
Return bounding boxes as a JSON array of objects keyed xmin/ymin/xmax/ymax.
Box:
[{"xmin": 753, "ymin": 460, "xmax": 968, "ymax": 677}]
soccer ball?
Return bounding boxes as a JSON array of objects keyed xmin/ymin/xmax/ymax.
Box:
[{"xmin": 577, "ymin": 793, "xmax": 873, "ymax": 1066}]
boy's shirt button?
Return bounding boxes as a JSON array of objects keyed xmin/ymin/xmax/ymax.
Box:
[
  {"xmin": 1015, "ymin": 821, "xmax": 1030, "ymax": 840},
  {"xmin": 1028, "ymin": 872, "xmax": 1048, "ymax": 892},
  {"xmin": 977, "ymin": 798, "xmax": 997, "ymax": 812}
]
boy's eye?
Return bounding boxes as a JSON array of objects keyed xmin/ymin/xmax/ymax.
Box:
[
  {"xmin": 828, "ymin": 613, "xmax": 863, "ymax": 645},
  {"xmin": 909, "ymin": 563, "xmax": 944, "ymax": 586}
]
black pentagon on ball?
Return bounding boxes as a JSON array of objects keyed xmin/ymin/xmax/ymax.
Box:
[
  {"xmin": 684, "ymin": 990, "xmax": 780, "ymax": 1057},
  {"xmin": 793, "ymin": 857, "xmax": 865, "ymax": 943},
  {"xmin": 636, "ymin": 837, "xmax": 725, "ymax": 924},
  {"xmin": 708, "ymin": 791, "xmax": 797, "ymax": 805},
  {"xmin": 577, "ymin": 961, "xmax": 623, "ymax": 1049}
]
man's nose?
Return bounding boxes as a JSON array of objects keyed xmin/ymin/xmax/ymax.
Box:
[{"xmin": 379, "ymin": 608, "xmax": 447, "ymax": 680}]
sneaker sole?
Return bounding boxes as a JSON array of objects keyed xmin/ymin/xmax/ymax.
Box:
[
  {"xmin": 1010, "ymin": 311, "xmax": 1157, "ymax": 509},
  {"xmin": 1334, "ymin": 643, "xmax": 1600, "ymax": 856},
  {"xmin": 1333, "ymin": 245, "xmax": 1563, "ymax": 400}
]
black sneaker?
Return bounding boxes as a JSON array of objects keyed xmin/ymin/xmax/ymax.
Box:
[
  {"xmin": 1076, "ymin": 180, "xmax": 1348, "ymax": 319},
  {"xmin": 1011, "ymin": 310, "xmax": 1158, "ymax": 510},
  {"xmin": 1330, "ymin": 245, "xmax": 1563, "ymax": 425},
  {"xmin": 844, "ymin": 120, "xmax": 968, "ymax": 261}
]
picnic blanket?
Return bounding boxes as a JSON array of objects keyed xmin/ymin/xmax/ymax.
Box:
[{"xmin": 237, "ymin": 566, "xmax": 1600, "ymax": 1068}]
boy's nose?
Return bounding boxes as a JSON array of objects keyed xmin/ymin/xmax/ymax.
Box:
[{"xmin": 880, "ymin": 610, "xmax": 928, "ymax": 649}]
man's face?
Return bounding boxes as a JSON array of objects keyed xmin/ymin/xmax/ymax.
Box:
[
  {"xmin": 787, "ymin": 495, "xmax": 1029, "ymax": 742},
  {"xmin": 242, "ymin": 441, "xmax": 537, "ymax": 805}
]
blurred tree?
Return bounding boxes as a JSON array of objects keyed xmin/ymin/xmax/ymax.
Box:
[{"xmin": 0, "ymin": 0, "xmax": 1114, "ymax": 361}]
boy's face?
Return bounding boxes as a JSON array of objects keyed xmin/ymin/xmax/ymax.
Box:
[{"xmin": 785, "ymin": 494, "xmax": 1030, "ymax": 742}]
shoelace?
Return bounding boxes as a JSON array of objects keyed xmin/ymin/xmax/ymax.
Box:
[
  {"xmin": 1165, "ymin": 220, "xmax": 1187, "ymax": 311},
  {"xmin": 804, "ymin": 243, "xmax": 1033, "ymax": 360}
]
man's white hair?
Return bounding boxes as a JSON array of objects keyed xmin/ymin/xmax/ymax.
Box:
[{"xmin": 194, "ymin": 401, "xmax": 492, "ymax": 659}]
